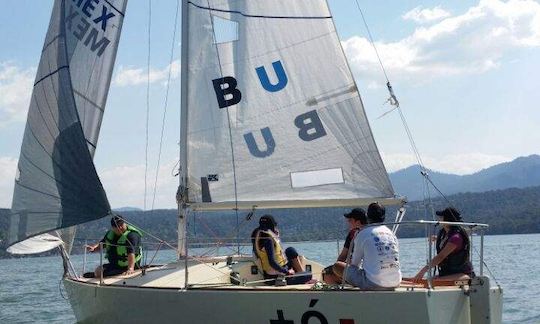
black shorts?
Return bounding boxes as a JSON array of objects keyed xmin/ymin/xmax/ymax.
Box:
[
  {"xmin": 102, "ymin": 263, "xmax": 126, "ymax": 277},
  {"xmin": 102, "ymin": 263, "xmax": 141, "ymax": 277}
]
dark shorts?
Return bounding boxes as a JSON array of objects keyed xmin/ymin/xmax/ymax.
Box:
[
  {"xmin": 284, "ymin": 247, "xmax": 298, "ymax": 259},
  {"xmin": 263, "ymin": 247, "xmax": 312, "ymax": 285},
  {"xmin": 102, "ymin": 263, "xmax": 140, "ymax": 277},
  {"xmin": 102, "ymin": 263, "xmax": 126, "ymax": 277}
]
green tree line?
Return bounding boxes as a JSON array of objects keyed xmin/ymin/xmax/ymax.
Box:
[{"xmin": 2, "ymin": 185, "xmax": 540, "ymax": 258}]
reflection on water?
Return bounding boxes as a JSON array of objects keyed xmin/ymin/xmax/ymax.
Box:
[{"xmin": 0, "ymin": 233, "xmax": 538, "ymax": 323}]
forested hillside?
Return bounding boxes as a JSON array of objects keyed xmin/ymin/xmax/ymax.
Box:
[
  {"xmin": 390, "ymin": 154, "xmax": 540, "ymax": 200},
  {"xmin": 2, "ymin": 185, "xmax": 540, "ymax": 257}
]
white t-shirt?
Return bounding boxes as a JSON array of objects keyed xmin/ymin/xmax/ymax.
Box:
[{"xmin": 350, "ymin": 225, "xmax": 402, "ymax": 287}]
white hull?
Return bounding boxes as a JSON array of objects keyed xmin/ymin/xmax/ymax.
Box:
[{"xmin": 64, "ymin": 258, "xmax": 502, "ymax": 324}]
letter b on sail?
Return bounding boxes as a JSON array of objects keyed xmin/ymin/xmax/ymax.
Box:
[
  {"xmin": 244, "ymin": 127, "xmax": 275, "ymax": 158},
  {"xmin": 295, "ymin": 110, "xmax": 327, "ymax": 141},
  {"xmin": 256, "ymin": 60, "xmax": 288, "ymax": 92},
  {"xmin": 212, "ymin": 76, "xmax": 242, "ymax": 108}
]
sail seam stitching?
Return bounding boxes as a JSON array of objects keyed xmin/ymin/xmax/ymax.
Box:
[
  {"xmin": 17, "ymin": 153, "xmax": 97, "ymax": 204},
  {"xmin": 73, "ymin": 89, "xmax": 105, "ymax": 112},
  {"xmin": 188, "ymin": 2, "xmax": 332, "ymax": 19},
  {"xmin": 103, "ymin": 0, "xmax": 126, "ymax": 17},
  {"xmin": 21, "ymin": 127, "xmax": 103, "ymax": 202},
  {"xmin": 42, "ymin": 35, "xmax": 61, "ymax": 54},
  {"xmin": 34, "ymin": 65, "xmax": 69, "ymax": 86}
]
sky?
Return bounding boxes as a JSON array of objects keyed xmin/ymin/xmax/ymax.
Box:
[{"xmin": 1, "ymin": 0, "xmax": 540, "ymax": 209}]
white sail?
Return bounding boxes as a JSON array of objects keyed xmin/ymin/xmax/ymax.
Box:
[
  {"xmin": 7, "ymin": 0, "xmax": 127, "ymax": 247},
  {"xmin": 184, "ymin": 0, "xmax": 394, "ymax": 209},
  {"xmin": 7, "ymin": 233, "xmax": 63, "ymax": 255}
]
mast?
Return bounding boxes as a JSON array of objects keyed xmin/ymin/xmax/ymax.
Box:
[{"xmin": 177, "ymin": 0, "xmax": 190, "ymax": 258}]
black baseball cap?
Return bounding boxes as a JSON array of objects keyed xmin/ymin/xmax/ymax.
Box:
[
  {"xmin": 344, "ymin": 208, "xmax": 367, "ymax": 223},
  {"xmin": 259, "ymin": 215, "xmax": 277, "ymax": 230},
  {"xmin": 436, "ymin": 207, "xmax": 462, "ymax": 222},
  {"xmin": 111, "ymin": 215, "xmax": 125, "ymax": 228}
]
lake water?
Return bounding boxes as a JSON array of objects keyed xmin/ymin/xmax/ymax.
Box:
[{"xmin": 1, "ymin": 233, "xmax": 539, "ymax": 323}]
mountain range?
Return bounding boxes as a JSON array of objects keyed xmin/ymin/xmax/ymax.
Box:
[
  {"xmin": 3, "ymin": 155, "xmax": 540, "ymax": 257},
  {"xmin": 389, "ymin": 154, "xmax": 540, "ymax": 201}
]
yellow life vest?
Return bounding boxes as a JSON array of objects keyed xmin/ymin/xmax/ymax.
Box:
[{"xmin": 254, "ymin": 229, "xmax": 287, "ymax": 275}]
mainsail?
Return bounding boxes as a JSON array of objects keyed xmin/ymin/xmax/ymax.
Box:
[
  {"xmin": 184, "ymin": 0, "xmax": 395, "ymax": 210},
  {"xmin": 7, "ymin": 0, "xmax": 127, "ymax": 247}
]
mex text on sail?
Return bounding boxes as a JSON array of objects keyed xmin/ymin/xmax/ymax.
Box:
[{"xmin": 66, "ymin": 0, "xmax": 119, "ymax": 57}]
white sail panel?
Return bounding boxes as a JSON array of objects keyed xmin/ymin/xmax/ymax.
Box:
[
  {"xmin": 7, "ymin": 234, "xmax": 63, "ymax": 255},
  {"xmin": 185, "ymin": 0, "xmax": 393, "ymax": 206},
  {"xmin": 8, "ymin": 0, "xmax": 127, "ymax": 247}
]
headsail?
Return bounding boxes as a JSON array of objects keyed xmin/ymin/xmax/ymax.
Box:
[
  {"xmin": 184, "ymin": 1, "xmax": 395, "ymax": 210},
  {"xmin": 7, "ymin": 0, "xmax": 127, "ymax": 247}
]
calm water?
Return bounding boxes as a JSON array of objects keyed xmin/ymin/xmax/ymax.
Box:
[{"xmin": 1, "ymin": 233, "xmax": 539, "ymax": 323}]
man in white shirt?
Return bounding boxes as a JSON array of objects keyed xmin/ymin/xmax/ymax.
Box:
[{"xmin": 334, "ymin": 202, "xmax": 402, "ymax": 289}]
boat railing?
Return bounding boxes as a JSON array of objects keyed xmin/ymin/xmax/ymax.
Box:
[
  {"xmin": 75, "ymin": 220, "xmax": 490, "ymax": 288},
  {"xmin": 378, "ymin": 220, "xmax": 489, "ymax": 289}
]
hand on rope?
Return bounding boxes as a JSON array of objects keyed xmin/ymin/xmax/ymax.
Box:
[{"xmin": 85, "ymin": 243, "xmax": 100, "ymax": 253}]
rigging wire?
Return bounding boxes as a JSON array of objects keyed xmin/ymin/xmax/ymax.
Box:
[
  {"xmin": 353, "ymin": 3, "xmax": 497, "ymax": 283},
  {"xmin": 472, "ymin": 244, "xmax": 502, "ymax": 289},
  {"xmin": 144, "ymin": 0, "xmax": 153, "ymax": 210},
  {"xmin": 150, "ymin": 0, "xmax": 180, "ymax": 212},
  {"xmin": 354, "ymin": 1, "xmax": 425, "ymax": 170},
  {"xmin": 353, "ymin": 1, "xmax": 453, "ymax": 214},
  {"xmin": 205, "ymin": 0, "xmax": 242, "ymax": 255}
]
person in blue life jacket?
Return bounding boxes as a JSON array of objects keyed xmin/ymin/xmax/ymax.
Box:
[
  {"xmin": 84, "ymin": 216, "xmax": 143, "ymax": 278},
  {"xmin": 250, "ymin": 215, "xmax": 312, "ymax": 285},
  {"xmin": 322, "ymin": 208, "xmax": 367, "ymax": 284},
  {"xmin": 413, "ymin": 207, "xmax": 474, "ymax": 282}
]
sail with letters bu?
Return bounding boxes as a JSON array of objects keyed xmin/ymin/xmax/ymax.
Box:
[
  {"xmin": 183, "ymin": 0, "xmax": 398, "ymax": 210},
  {"xmin": 6, "ymin": 0, "xmax": 128, "ymax": 253}
]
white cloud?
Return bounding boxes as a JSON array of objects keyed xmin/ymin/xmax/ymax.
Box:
[
  {"xmin": 403, "ymin": 6, "xmax": 451, "ymax": 24},
  {"xmin": 344, "ymin": 0, "xmax": 540, "ymax": 83},
  {"xmin": 381, "ymin": 152, "xmax": 510, "ymax": 175},
  {"xmin": 113, "ymin": 60, "xmax": 180, "ymax": 87},
  {"xmin": 100, "ymin": 160, "xmax": 179, "ymax": 209},
  {"xmin": 0, "ymin": 62, "xmax": 34, "ymax": 126},
  {"xmin": 0, "ymin": 157, "xmax": 179, "ymax": 209},
  {"xmin": 0, "ymin": 157, "xmax": 17, "ymax": 208}
]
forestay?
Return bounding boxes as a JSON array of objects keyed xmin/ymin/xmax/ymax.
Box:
[
  {"xmin": 185, "ymin": 0, "xmax": 394, "ymax": 209},
  {"xmin": 8, "ymin": 0, "xmax": 127, "ymax": 247}
]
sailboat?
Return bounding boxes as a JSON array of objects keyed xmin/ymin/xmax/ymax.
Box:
[{"xmin": 5, "ymin": 0, "xmax": 503, "ymax": 323}]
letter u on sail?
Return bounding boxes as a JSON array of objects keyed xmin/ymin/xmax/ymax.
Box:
[{"xmin": 184, "ymin": 0, "xmax": 396, "ymax": 210}]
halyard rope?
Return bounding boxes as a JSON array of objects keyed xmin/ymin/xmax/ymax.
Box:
[
  {"xmin": 150, "ymin": 0, "xmax": 180, "ymax": 213},
  {"xmin": 144, "ymin": 0, "xmax": 152, "ymax": 210}
]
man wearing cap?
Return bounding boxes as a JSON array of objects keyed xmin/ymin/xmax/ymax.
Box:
[
  {"xmin": 322, "ymin": 208, "xmax": 367, "ymax": 284},
  {"xmin": 85, "ymin": 216, "xmax": 143, "ymax": 278},
  {"xmin": 333, "ymin": 202, "xmax": 402, "ymax": 289},
  {"xmin": 251, "ymin": 215, "xmax": 312, "ymax": 285},
  {"xmin": 413, "ymin": 207, "xmax": 473, "ymax": 281}
]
